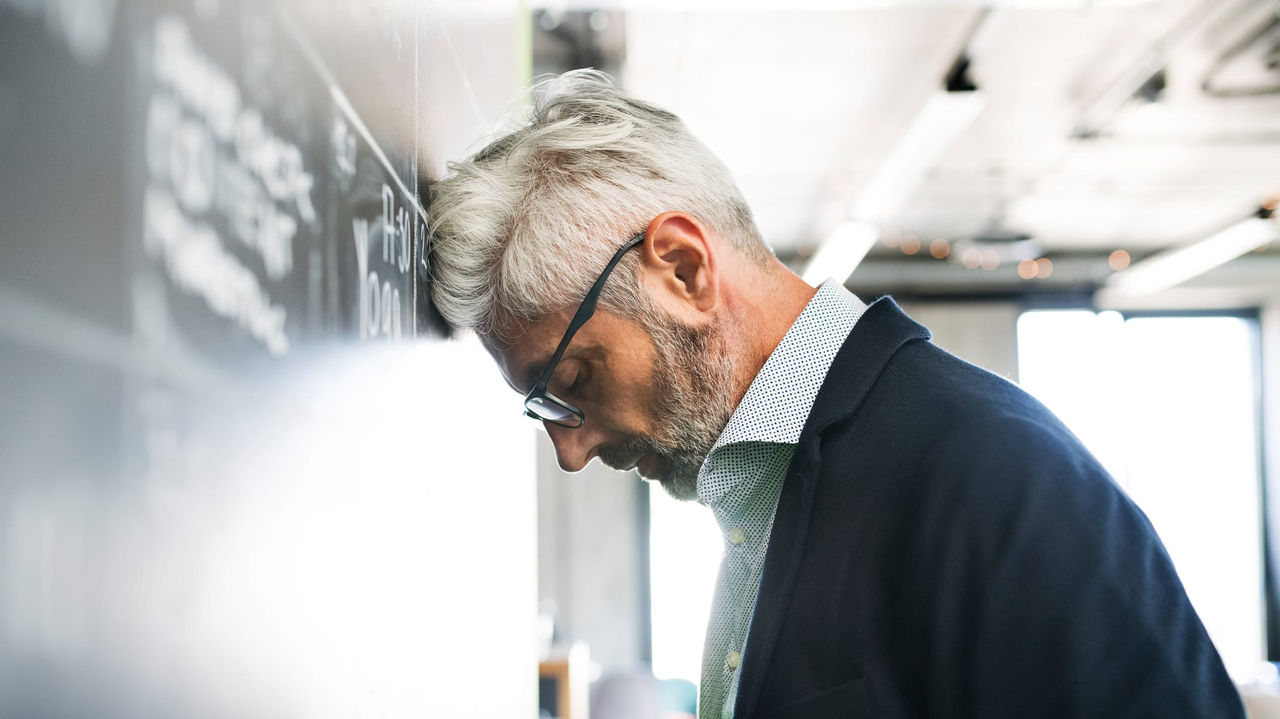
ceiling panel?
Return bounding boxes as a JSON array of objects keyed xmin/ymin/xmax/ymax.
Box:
[{"xmin": 618, "ymin": 0, "xmax": 1280, "ymax": 276}]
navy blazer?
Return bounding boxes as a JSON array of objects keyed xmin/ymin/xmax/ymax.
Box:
[{"xmin": 731, "ymin": 297, "xmax": 1244, "ymax": 718}]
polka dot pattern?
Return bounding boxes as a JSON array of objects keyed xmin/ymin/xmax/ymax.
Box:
[{"xmin": 696, "ymin": 280, "xmax": 867, "ymax": 719}]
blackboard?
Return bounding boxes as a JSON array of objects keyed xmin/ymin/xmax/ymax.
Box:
[{"xmin": 0, "ymin": 1, "xmax": 536, "ymax": 716}]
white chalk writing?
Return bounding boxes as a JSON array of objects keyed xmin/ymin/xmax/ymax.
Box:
[
  {"xmin": 330, "ymin": 115, "xmax": 357, "ymax": 188},
  {"xmin": 381, "ymin": 183, "xmax": 411, "ymax": 274},
  {"xmin": 353, "ymin": 217, "xmax": 402, "ymax": 341},
  {"xmin": 142, "ymin": 14, "xmax": 318, "ymax": 354},
  {"xmin": 144, "ymin": 187, "xmax": 288, "ymax": 355}
]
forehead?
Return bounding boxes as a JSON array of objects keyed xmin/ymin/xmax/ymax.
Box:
[
  {"xmin": 485, "ymin": 310, "xmax": 575, "ymax": 394},
  {"xmin": 485, "ymin": 307, "xmax": 652, "ymax": 394}
]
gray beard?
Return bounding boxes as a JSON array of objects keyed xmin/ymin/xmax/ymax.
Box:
[{"xmin": 598, "ymin": 316, "xmax": 737, "ymax": 502}]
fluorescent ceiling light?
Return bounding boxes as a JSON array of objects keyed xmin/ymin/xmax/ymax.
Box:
[
  {"xmin": 802, "ymin": 220, "xmax": 879, "ymax": 286},
  {"xmin": 802, "ymin": 90, "xmax": 984, "ymax": 285},
  {"xmin": 852, "ymin": 90, "xmax": 986, "ymax": 223},
  {"xmin": 1106, "ymin": 215, "xmax": 1279, "ymax": 296}
]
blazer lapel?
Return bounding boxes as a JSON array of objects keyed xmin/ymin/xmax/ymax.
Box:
[{"xmin": 732, "ymin": 297, "xmax": 931, "ymax": 718}]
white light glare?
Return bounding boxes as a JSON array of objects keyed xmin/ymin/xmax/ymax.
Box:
[
  {"xmin": 851, "ymin": 91, "xmax": 986, "ymax": 223},
  {"xmin": 802, "ymin": 220, "xmax": 879, "ymax": 286},
  {"xmin": 1107, "ymin": 216, "xmax": 1279, "ymax": 295}
]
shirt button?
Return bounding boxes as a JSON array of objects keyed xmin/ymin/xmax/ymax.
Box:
[
  {"xmin": 727, "ymin": 651, "xmax": 741, "ymax": 669},
  {"xmin": 728, "ymin": 528, "xmax": 745, "ymax": 545}
]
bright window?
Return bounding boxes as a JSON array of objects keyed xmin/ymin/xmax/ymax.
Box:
[
  {"xmin": 1017, "ymin": 310, "xmax": 1264, "ymax": 680},
  {"xmin": 649, "ymin": 311, "xmax": 1265, "ymax": 689},
  {"xmin": 648, "ymin": 483, "xmax": 721, "ymax": 686}
]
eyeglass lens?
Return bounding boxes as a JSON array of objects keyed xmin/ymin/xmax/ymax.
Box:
[{"xmin": 525, "ymin": 394, "xmax": 581, "ymax": 425}]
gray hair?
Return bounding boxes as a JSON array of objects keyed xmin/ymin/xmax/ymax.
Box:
[{"xmin": 427, "ymin": 69, "xmax": 771, "ymax": 337}]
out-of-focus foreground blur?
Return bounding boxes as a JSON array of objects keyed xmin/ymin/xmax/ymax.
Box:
[
  {"xmin": 0, "ymin": 0, "xmax": 535, "ymax": 716},
  {"xmin": 1, "ymin": 0, "xmax": 1279, "ymax": 718}
]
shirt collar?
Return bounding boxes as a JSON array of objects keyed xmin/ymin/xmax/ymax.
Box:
[{"xmin": 696, "ymin": 280, "xmax": 866, "ymax": 504}]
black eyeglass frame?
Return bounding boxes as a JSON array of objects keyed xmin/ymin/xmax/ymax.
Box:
[{"xmin": 522, "ymin": 231, "xmax": 647, "ymax": 427}]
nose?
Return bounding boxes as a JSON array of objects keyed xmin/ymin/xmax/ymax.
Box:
[{"xmin": 545, "ymin": 421, "xmax": 596, "ymax": 473}]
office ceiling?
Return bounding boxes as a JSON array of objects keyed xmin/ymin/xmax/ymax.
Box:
[{"xmin": 532, "ymin": 0, "xmax": 1280, "ymax": 304}]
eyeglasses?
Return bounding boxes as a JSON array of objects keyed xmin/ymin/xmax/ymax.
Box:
[{"xmin": 523, "ymin": 231, "xmax": 647, "ymax": 428}]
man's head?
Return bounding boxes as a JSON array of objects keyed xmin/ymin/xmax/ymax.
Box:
[{"xmin": 427, "ymin": 70, "xmax": 788, "ymax": 500}]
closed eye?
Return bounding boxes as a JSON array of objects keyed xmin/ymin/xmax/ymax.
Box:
[
  {"xmin": 546, "ymin": 367, "xmax": 579, "ymax": 398},
  {"xmin": 566, "ymin": 367, "xmax": 590, "ymax": 397}
]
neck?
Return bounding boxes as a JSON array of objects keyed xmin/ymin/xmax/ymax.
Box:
[{"xmin": 723, "ymin": 260, "xmax": 821, "ymax": 407}]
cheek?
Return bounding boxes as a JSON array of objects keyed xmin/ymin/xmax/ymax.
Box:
[{"xmin": 592, "ymin": 356, "xmax": 659, "ymax": 434}]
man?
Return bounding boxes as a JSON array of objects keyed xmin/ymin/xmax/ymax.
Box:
[{"xmin": 427, "ymin": 70, "xmax": 1243, "ymax": 718}]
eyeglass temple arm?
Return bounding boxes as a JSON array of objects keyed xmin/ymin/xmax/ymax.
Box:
[{"xmin": 532, "ymin": 231, "xmax": 647, "ymax": 389}]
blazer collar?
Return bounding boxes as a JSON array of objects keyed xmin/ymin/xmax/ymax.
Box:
[
  {"xmin": 732, "ymin": 296, "xmax": 931, "ymax": 719},
  {"xmin": 800, "ymin": 296, "xmax": 932, "ymax": 440}
]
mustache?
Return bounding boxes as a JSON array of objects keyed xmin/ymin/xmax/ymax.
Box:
[{"xmin": 598, "ymin": 436, "xmax": 660, "ymax": 471}]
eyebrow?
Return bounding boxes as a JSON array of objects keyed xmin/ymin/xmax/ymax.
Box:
[
  {"xmin": 522, "ymin": 358, "xmax": 551, "ymax": 394},
  {"xmin": 522, "ymin": 342, "xmax": 595, "ymax": 395}
]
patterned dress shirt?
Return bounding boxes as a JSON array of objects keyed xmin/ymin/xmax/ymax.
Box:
[{"xmin": 696, "ymin": 279, "xmax": 867, "ymax": 719}]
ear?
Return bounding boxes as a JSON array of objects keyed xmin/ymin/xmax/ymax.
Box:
[{"xmin": 639, "ymin": 212, "xmax": 719, "ymax": 315}]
